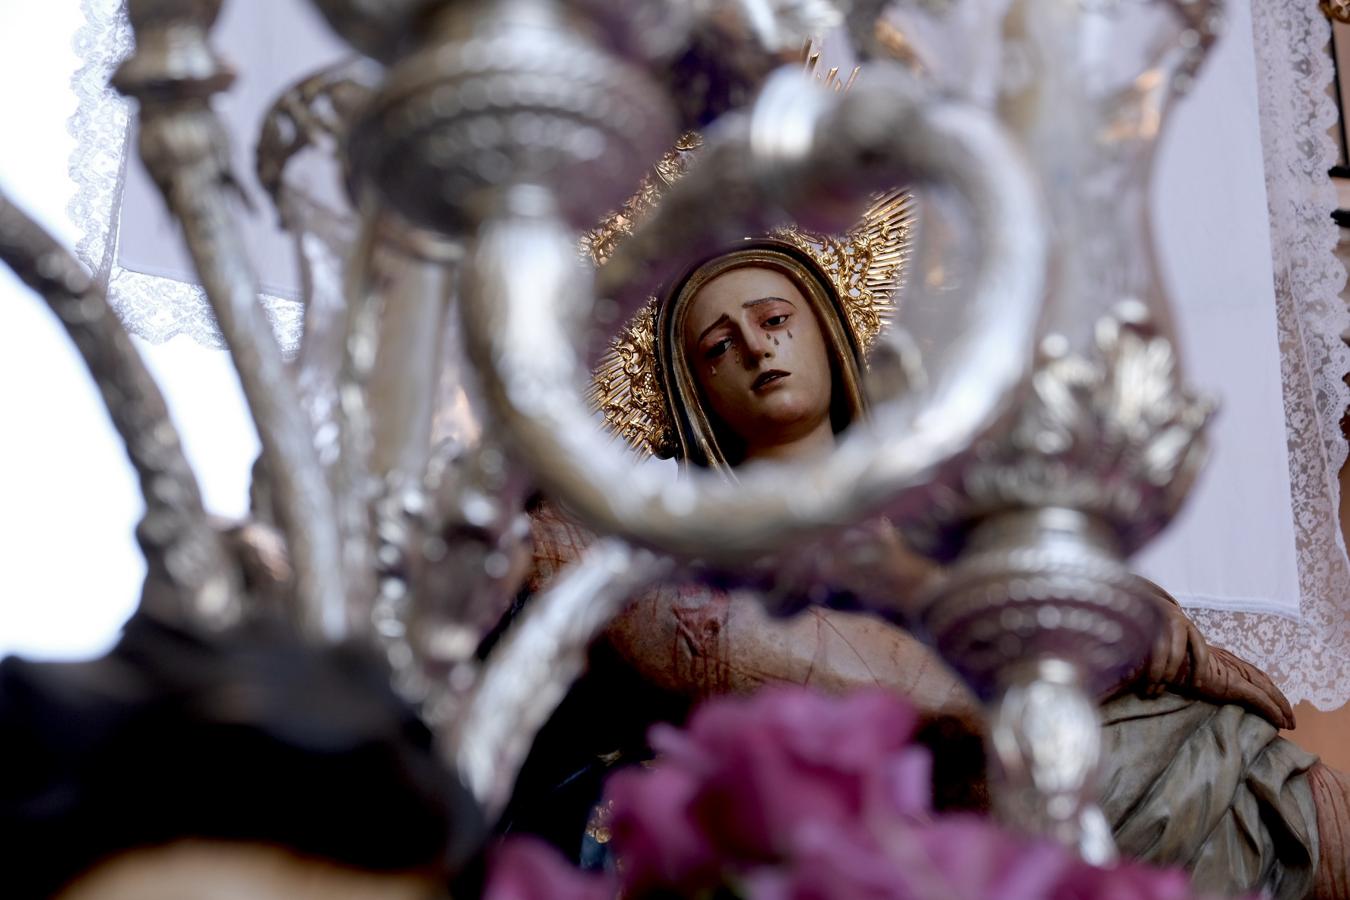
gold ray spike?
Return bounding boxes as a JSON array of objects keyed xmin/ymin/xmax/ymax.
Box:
[
  {"xmin": 802, "ymin": 37, "xmax": 822, "ymax": 71},
  {"xmin": 800, "ymin": 36, "xmax": 862, "ymax": 94}
]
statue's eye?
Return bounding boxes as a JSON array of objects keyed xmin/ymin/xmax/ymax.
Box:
[
  {"xmin": 705, "ymin": 337, "xmax": 732, "ymax": 360},
  {"xmin": 763, "ymin": 314, "xmax": 790, "ymax": 328}
]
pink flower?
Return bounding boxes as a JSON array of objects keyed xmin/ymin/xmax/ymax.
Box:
[
  {"xmin": 1047, "ymin": 858, "xmax": 1217, "ymax": 900},
  {"xmin": 909, "ymin": 817, "xmax": 1076, "ymax": 900},
  {"xmin": 740, "ymin": 820, "xmax": 913, "ymax": 900},
  {"xmin": 876, "ymin": 745, "xmax": 933, "ymax": 820},
  {"xmin": 745, "ymin": 816, "xmax": 1226, "ymax": 900},
  {"xmin": 544, "ymin": 686, "xmax": 1249, "ymax": 900},
  {"xmin": 646, "ymin": 687, "xmax": 923, "ymax": 861},
  {"xmin": 605, "ymin": 759, "xmax": 720, "ymax": 892},
  {"xmin": 483, "ymin": 837, "xmax": 615, "ymax": 900}
]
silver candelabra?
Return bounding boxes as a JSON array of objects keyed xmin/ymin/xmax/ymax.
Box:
[{"xmin": 0, "ymin": 0, "xmax": 1220, "ymax": 866}]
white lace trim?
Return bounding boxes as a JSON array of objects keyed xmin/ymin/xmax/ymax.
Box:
[
  {"xmin": 69, "ymin": 0, "xmax": 303, "ymax": 352},
  {"xmin": 69, "ymin": 0, "xmax": 129, "ymax": 285},
  {"xmin": 1188, "ymin": 0, "xmax": 1350, "ymax": 710}
]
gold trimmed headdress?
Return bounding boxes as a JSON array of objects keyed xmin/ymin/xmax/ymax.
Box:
[{"xmin": 586, "ymin": 61, "xmax": 915, "ymax": 460}]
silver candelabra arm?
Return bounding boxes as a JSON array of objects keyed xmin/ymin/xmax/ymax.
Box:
[
  {"xmin": 0, "ymin": 191, "xmax": 243, "ymax": 628},
  {"xmin": 113, "ymin": 0, "xmax": 351, "ymax": 642},
  {"xmin": 451, "ymin": 539, "xmax": 673, "ymax": 817},
  {"xmin": 456, "ymin": 64, "xmax": 1045, "ymax": 566}
]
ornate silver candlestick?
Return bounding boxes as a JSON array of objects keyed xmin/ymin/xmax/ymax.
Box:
[{"xmin": 873, "ymin": 0, "xmax": 1221, "ymax": 860}]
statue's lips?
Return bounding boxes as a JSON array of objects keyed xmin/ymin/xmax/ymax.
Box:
[{"xmin": 752, "ymin": 370, "xmax": 790, "ymax": 392}]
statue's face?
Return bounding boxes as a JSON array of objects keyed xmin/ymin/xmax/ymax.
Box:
[{"xmin": 682, "ymin": 265, "xmax": 833, "ymax": 454}]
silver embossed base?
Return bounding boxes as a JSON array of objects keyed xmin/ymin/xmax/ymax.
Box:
[
  {"xmin": 918, "ymin": 507, "xmax": 1165, "ymax": 862},
  {"xmin": 989, "ymin": 657, "xmax": 1117, "ymax": 866},
  {"xmin": 919, "ymin": 507, "xmax": 1162, "ymax": 700},
  {"xmin": 347, "ymin": 0, "xmax": 677, "ymax": 236}
]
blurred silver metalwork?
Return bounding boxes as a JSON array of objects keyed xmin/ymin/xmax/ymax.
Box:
[
  {"xmin": 0, "ymin": 192, "xmax": 242, "ymax": 629},
  {"xmin": 0, "ymin": 0, "xmax": 1224, "ymax": 866},
  {"xmin": 112, "ymin": 0, "xmax": 351, "ymax": 642},
  {"xmin": 873, "ymin": 0, "xmax": 1221, "ymax": 858}
]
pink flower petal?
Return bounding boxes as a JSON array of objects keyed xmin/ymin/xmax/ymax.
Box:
[{"xmin": 484, "ymin": 837, "xmax": 615, "ymax": 900}]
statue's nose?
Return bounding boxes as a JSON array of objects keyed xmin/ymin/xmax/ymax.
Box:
[{"xmin": 743, "ymin": 329, "xmax": 774, "ymax": 362}]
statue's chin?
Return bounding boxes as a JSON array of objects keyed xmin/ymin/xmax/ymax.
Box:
[{"xmin": 738, "ymin": 404, "xmax": 831, "ymax": 447}]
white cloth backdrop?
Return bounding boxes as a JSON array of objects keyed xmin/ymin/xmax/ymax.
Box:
[
  {"xmin": 2, "ymin": 1, "xmax": 1347, "ymax": 704},
  {"xmin": 1178, "ymin": 0, "xmax": 1350, "ymax": 709},
  {"xmin": 1133, "ymin": 0, "xmax": 1302, "ymax": 618}
]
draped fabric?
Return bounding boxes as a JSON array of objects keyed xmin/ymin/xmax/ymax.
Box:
[
  {"xmin": 64, "ymin": 1, "xmax": 1350, "ymax": 704},
  {"xmin": 1100, "ymin": 692, "xmax": 1319, "ymax": 899}
]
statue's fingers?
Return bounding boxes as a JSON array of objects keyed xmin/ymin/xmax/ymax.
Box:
[
  {"xmin": 1272, "ymin": 687, "xmax": 1296, "ymax": 730},
  {"xmin": 1171, "ymin": 620, "xmax": 1190, "ymax": 682},
  {"xmin": 1161, "ymin": 617, "xmax": 1188, "ymax": 686},
  {"xmin": 1233, "ymin": 680, "xmax": 1291, "ymax": 730},
  {"xmin": 1143, "ymin": 621, "xmax": 1178, "ymax": 697},
  {"xmin": 1210, "ymin": 648, "xmax": 1295, "ymax": 730},
  {"xmin": 1146, "ymin": 624, "xmax": 1172, "ymax": 686},
  {"xmin": 1185, "ymin": 619, "xmax": 1209, "ymax": 689},
  {"xmin": 1239, "ymin": 657, "xmax": 1295, "ymax": 729}
]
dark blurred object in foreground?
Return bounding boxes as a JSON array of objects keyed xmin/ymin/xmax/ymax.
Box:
[{"xmin": 0, "ymin": 613, "xmax": 483, "ymax": 898}]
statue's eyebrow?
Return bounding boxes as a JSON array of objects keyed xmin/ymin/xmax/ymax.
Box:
[
  {"xmin": 697, "ymin": 314, "xmax": 731, "ymax": 344},
  {"xmin": 696, "ymin": 297, "xmax": 794, "ymax": 343}
]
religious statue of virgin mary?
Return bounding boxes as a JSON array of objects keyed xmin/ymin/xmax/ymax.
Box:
[{"xmin": 512, "ymin": 134, "xmax": 1350, "ymax": 899}]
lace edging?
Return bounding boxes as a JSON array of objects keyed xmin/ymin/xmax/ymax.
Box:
[
  {"xmin": 67, "ymin": 0, "xmax": 304, "ymax": 353},
  {"xmin": 1191, "ymin": 0, "xmax": 1350, "ymax": 710},
  {"xmin": 68, "ymin": 0, "xmax": 130, "ymax": 284},
  {"xmin": 108, "ymin": 268, "xmax": 304, "ymax": 350}
]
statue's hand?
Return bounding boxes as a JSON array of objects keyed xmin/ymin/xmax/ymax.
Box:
[
  {"xmin": 1142, "ymin": 588, "xmax": 1208, "ymax": 697},
  {"xmin": 1189, "ymin": 645, "xmax": 1296, "ymax": 731},
  {"xmin": 1136, "ymin": 578, "xmax": 1295, "ymax": 730}
]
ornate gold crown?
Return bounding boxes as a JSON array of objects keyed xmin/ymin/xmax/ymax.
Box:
[{"xmin": 585, "ymin": 59, "xmax": 915, "ymax": 459}]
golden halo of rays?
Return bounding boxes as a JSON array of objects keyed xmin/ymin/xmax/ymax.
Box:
[{"xmin": 584, "ymin": 49, "xmax": 915, "ymax": 459}]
